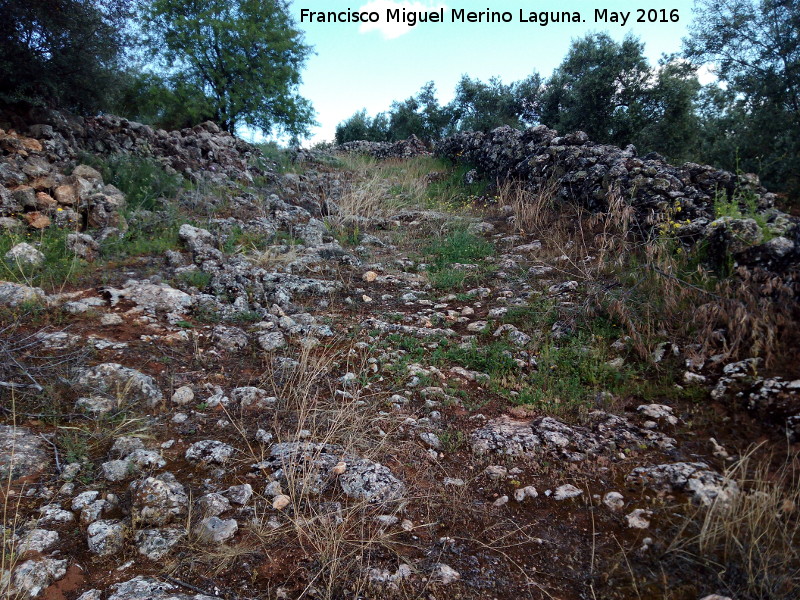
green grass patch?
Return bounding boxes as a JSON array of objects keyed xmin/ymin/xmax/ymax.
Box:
[
  {"xmin": 0, "ymin": 228, "xmax": 90, "ymax": 289},
  {"xmin": 422, "ymin": 225, "xmax": 496, "ymax": 290},
  {"xmin": 176, "ymin": 270, "xmax": 212, "ymax": 290},
  {"xmin": 425, "ymin": 162, "xmax": 489, "ymax": 209},
  {"xmin": 382, "ymin": 333, "xmax": 519, "ymax": 381},
  {"xmin": 220, "ymin": 225, "xmax": 273, "ymax": 254},
  {"xmin": 502, "ymin": 297, "xmax": 559, "ymax": 330}
]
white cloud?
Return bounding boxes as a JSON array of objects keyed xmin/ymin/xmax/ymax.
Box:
[{"xmin": 358, "ymin": 0, "xmax": 447, "ymax": 40}]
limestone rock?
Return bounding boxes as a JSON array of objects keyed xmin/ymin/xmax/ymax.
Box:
[
  {"xmin": 4, "ymin": 243, "xmax": 44, "ymax": 268},
  {"xmin": 78, "ymin": 363, "xmax": 163, "ymax": 407},
  {"xmin": 129, "ymin": 473, "xmax": 188, "ymax": 526},
  {"xmin": 0, "ymin": 425, "xmax": 50, "ymax": 480},
  {"xmin": 0, "ymin": 281, "xmax": 45, "ymax": 307},
  {"xmin": 626, "ymin": 462, "xmax": 739, "ymax": 506},
  {"xmin": 193, "ymin": 517, "xmax": 238, "ymax": 544},
  {"xmin": 87, "ymin": 519, "xmax": 125, "ymax": 555},
  {"xmin": 185, "ymin": 440, "xmax": 235, "ymax": 465},
  {"xmin": 134, "ymin": 528, "xmax": 185, "ymax": 560}
]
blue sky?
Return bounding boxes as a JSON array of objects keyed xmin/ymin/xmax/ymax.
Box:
[{"xmin": 282, "ymin": 0, "xmax": 703, "ymax": 145}]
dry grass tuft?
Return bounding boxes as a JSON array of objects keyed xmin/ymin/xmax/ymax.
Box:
[
  {"xmin": 499, "ymin": 176, "xmax": 561, "ymax": 235},
  {"xmin": 181, "ymin": 342, "xmax": 415, "ymax": 599},
  {"xmin": 668, "ymin": 446, "xmax": 800, "ymax": 599}
]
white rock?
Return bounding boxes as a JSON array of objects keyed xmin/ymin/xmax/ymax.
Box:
[
  {"xmin": 16, "ymin": 529, "xmax": 59, "ymax": 554},
  {"xmin": 87, "ymin": 520, "xmax": 125, "ymax": 555},
  {"xmin": 7, "ymin": 558, "xmax": 67, "ymax": 598},
  {"xmin": 185, "ymin": 440, "xmax": 235, "ymax": 464},
  {"xmin": 171, "ymin": 386, "xmax": 194, "ymax": 406},
  {"xmin": 257, "ymin": 331, "xmax": 287, "ymax": 351},
  {"xmin": 431, "ymin": 563, "xmax": 460, "ymax": 585},
  {"xmin": 514, "ymin": 486, "xmax": 538, "ymax": 502},
  {"xmin": 72, "ymin": 490, "xmax": 100, "ymax": 511},
  {"xmin": 553, "ymin": 484, "xmax": 583, "ymax": 501},
  {"xmin": 223, "ymin": 484, "xmax": 253, "ymax": 505},
  {"xmin": 272, "ymin": 495, "xmax": 291, "ymax": 510},
  {"xmin": 484, "ymin": 465, "xmax": 508, "ymax": 479},
  {"xmin": 101, "ymin": 313, "xmax": 124, "ymax": 326},
  {"xmin": 134, "ymin": 528, "xmax": 185, "ymax": 560},
  {"xmin": 5, "ymin": 243, "xmax": 44, "ymax": 268},
  {"xmin": 194, "ymin": 517, "xmax": 238, "ymax": 544},
  {"xmin": 625, "ymin": 509, "xmax": 653, "ymax": 529},
  {"xmin": 195, "ymin": 493, "xmax": 231, "ymax": 517},
  {"xmin": 603, "ymin": 492, "xmax": 625, "ymax": 511},
  {"xmin": 419, "ymin": 432, "xmax": 441, "ymax": 450},
  {"xmin": 0, "ymin": 281, "xmax": 45, "ymax": 307},
  {"xmin": 38, "ymin": 504, "xmax": 75, "ymax": 525},
  {"xmin": 80, "ymin": 500, "xmax": 110, "ymax": 525}
]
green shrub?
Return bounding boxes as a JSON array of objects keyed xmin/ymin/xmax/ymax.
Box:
[
  {"xmin": 79, "ymin": 153, "xmax": 183, "ymax": 211},
  {"xmin": 713, "ymin": 186, "xmax": 775, "ymax": 242}
]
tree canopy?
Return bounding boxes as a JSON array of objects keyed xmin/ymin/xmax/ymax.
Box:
[
  {"xmin": 140, "ymin": 0, "xmax": 315, "ymax": 138},
  {"xmin": 0, "ymin": 0, "xmax": 130, "ymax": 111},
  {"xmin": 684, "ymin": 0, "xmax": 800, "ymax": 194}
]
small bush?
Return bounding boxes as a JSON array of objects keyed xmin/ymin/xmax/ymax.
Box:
[{"xmin": 79, "ymin": 152, "xmax": 183, "ymax": 211}]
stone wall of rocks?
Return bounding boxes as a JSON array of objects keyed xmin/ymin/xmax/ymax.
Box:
[
  {"xmin": 436, "ymin": 126, "xmax": 800, "ymax": 275},
  {"xmin": 334, "ymin": 135, "xmax": 429, "ymax": 159},
  {"xmin": 0, "ymin": 106, "xmax": 268, "ymax": 234}
]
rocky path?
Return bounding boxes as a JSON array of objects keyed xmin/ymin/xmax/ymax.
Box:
[{"xmin": 1, "ymin": 115, "xmax": 798, "ymax": 600}]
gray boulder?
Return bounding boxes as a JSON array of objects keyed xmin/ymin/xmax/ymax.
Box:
[
  {"xmin": 77, "ymin": 363, "xmax": 163, "ymax": 407},
  {"xmin": 0, "ymin": 425, "xmax": 51, "ymax": 480}
]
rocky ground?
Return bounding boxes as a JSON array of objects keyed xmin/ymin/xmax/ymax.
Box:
[{"xmin": 0, "ymin": 110, "xmax": 798, "ymax": 600}]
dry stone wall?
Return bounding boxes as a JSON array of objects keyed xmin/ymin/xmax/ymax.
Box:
[{"xmin": 436, "ymin": 126, "xmax": 800, "ymax": 276}]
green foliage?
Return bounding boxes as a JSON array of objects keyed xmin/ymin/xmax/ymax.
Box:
[
  {"xmin": 713, "ymin": 185, "xmax": 775, "ymax": 242},
  {"xmin": 219, "ymin": 226, "xmax": 272, "ymax": 254},
  {"xmin": 226, "ymin": 310, "xmax": 262, "ymax": 324},
  {"xmin": 539, "ymin": 33, "xmax": 700, "ymax": 160},
  {"xmin": 177, "ymin": 270, "xmax": 212, "ymax": 290},
  {"xmin": 438, "ymin": 429, "xmax": 467, "ymax": 453},
  {"xmin": 521, "ymin": 334, "xmax": 633, "ymax": 409},
  {"xmin": 502, "ymin": 297, "xmax": 559, "ymax": 329},
  {"xmin": 80, "ymin": 152, "xmax": 183, "ymax": 211},
  {"xmin": 141, "ymin": 0, "xmax": 315, "ymax": 138},
  {"xmin": 440, "ymin": 339, "xmax": 518, "ymax": 377},
  {"xmin": 110, "ymin": 70, "xmax": 216, "ymax": 131},
  {"xmin": 685, "ymin": 0, "xmax": 800, "ymax": 199},
  {"xmin": 422, "ymin": 225, "xmax": 496, "ymax": 290},
  {"xmin": 0, "ymin": 0, "xmax": 130, "ymax": 111},
  {"xmin": 450, "ymin": 74, "xmax": 542, "ymax": 132},
  {"xmin": 335, "ymin": 109, "xmax": 390, "ymax": 144},
  {"xmin": 382, "ymin": 333, "xmax": 518, "ymax": 380},
  {"xmin": 424, "ymin": 227, "xmax": 495, "ymax": 267},
  {"xmin": 335, "ymin": 75, "xmax": 542, "ymax": 143},
  {"xmin": 0, "ymin": 228, "xmax": 88, "ymax": 289},
  {"xmin": 330, "ymin": 225, "xmax": 362, "ymax": 247},
  {"xmin": 256, "ymin": 142, "xmax": 297, "ymax": 173},
  {"xmin": 387, "ymin": 82, "xmax": 454, "ymax": 143}
]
